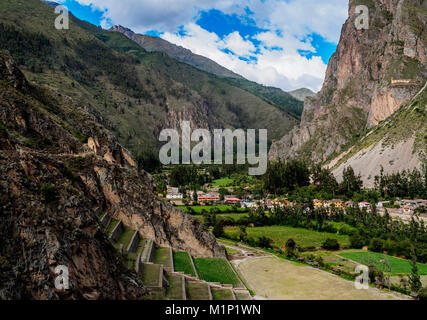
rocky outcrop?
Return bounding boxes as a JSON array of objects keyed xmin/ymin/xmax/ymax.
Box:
[
  {"xmin": 270, "ymin": 0, "xmax": 426, "ymax": 164},
  {"xmin": 288, "ymin": 88, "xmax": 316, "ymax": 102},
  {"xmin": 0, "ymin": 51, "xmax": 225, "ymax": 299}
]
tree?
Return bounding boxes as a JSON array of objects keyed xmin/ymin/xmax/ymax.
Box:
[
  {"xmin": 322, "ymin": 238, "xmax": 340, "ymax": 250},
  {"xmin": 285, "ymin": 238, "xmax": 297, "ymax": 257},
  {"xmin": 212, "ymin": 220, "xmax": 225, "ymax": 238},
  {"xmin": 339, "ymin": 166, "xmax": 363, "ymax": 196},
  {"xmin": 409, "ymin": 251, "xmax": 422, "ymax": 295}
]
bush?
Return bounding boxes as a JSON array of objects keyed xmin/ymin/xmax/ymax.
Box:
[
  {"xmin": 257, "ymin": 236, "xmax": 273, "ymax": 249},
  {"xmin": 285, "ymin": 238, "xmax": 297, "ymax": 257},
  {"xmin": 369, "ymin": 238, "xmax": 384, "ymax": 253},
  {"xmin": 322, "ymin": 238, "xmax": 340, "ymax": 250},
  {"xmin": 350, "ymin": 234, "xmax": 366, "ymax": 249},
  {"xmin": 212, "ymin": 220, "xmax": 225, "ymax": 238}
]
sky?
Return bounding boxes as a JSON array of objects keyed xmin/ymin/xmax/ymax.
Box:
[{"xmin": 56, "ymin": 0, "xmax": 349, "ymax": 92}]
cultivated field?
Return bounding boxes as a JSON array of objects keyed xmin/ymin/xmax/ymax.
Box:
[
  {"xmin": 224, "ymin": 225, "xmax": 351, "ymax": 249},
  {"xmin": 235, "ymin": 256, "xmax": 409, "ymax": 300}
]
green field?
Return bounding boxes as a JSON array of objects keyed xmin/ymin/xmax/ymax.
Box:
[
  {"xmin": 338, "ymin": 251, "xmax": 427, "ymax": 275},
  {"xmin": 194, "ymin": 258, "xmax": 242, "ymax": 286},
  {"xmin": 173, "ymin": 251, "xmax": 196, "ymax": 277},
  {"xmin": 177, "ymin": 205, "xmax": 247, "ymax": 214},
  {"xmin": 224, "ymin": 225, "xmax": 351, "ymax": 249},
  {"xmin": 212, "ymin": 178, "xmax": 234, "ymax": 187}
]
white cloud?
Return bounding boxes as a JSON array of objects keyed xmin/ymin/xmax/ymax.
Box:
[
  {"xmin": 162, "ymin": 24, "xmax": 327, "ymax": 91},
  {"xmin": 221, "ymin": 32, "xmax": 256, "ymax": 57}
]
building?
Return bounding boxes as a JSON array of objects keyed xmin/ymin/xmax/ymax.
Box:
[
  {"xmin": 166, "ymin": 192, "xmax": 183, "ymax": 199},
  {"xmin": 224, "ymin": 196, "xmax": 241, "ymax": 205},
  {"xmin": 358, "ymin": 202, "xmax": 371, "ymax": 210},
  {"xmin": 198, "ymin": 192, "xmax": 220, "ymax": 203},
  {"xmin": 166, "ymin": 186, "xmax": 183, "ymax": 199}
]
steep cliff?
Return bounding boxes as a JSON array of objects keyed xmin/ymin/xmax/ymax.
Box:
[
  {"xmin": 269, "ymin": 0, "xmax": 426, "ymax": 167},
  {"xmin": 0, "ymin": 50, "xmax": 224, "ymax": 299}
]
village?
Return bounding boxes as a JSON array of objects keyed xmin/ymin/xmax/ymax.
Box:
[{"xmin": 163, "ymin": 185, "xmax": 427, "ymax": 222}]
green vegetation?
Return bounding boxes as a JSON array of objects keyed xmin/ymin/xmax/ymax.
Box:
[
  {"xmin": 212, "ymin": 178, "xmax": 234, "ymax": 187},
  {"xmin": 178, "ymin": 206, "xmax": 247, "ymax": 214},
  {"xmin": 224, "ymin": 226, "xmax": 350, "ymax": 249},
  {"xmin": 211, "ymin": 287, "xmax": 234, "ymax": 300},
  {"xmin": 173, "ymin": 251, "xmax": 196, "ymax": 277},
  {"xmin": 126, "ymin": 239, "xmax": 145, "ymax": 269},
  {"xmin": 186, "ymin": 281, "xmax": 210, "ymax": 300},
  {"xmin": 153, "ymin": 247, "xmax": 172, "ymax": 269},
  {"xmin": 165, "ymin": 274, "xmax": 184, "ymax": 300},
  {"xmin": 106, "ymin": 219, "xmax": 119, "ymax": 237},
  {"xmin": 339, "ymin": 251, "xmax": 427, "ymax": 275},
  {"xmin": 193, "ymin": 258, "xmax": 242, "ymax": 286},
  {"xmin": 113, "ymin": 229, "xmax": 135, "ymax": 251},
  {"xmin": 141, "ymin": 264, "xmax": 161, "ymax": 287}
]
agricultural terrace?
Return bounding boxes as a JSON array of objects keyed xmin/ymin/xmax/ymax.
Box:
[{"xmin": 193, "ymin": 258, "xmax": 242, "ymax": 287}]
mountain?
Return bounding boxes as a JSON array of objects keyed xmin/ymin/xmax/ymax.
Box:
[
  {"xmin": 110, "ymin": 25, "xmax": 304, "ymax": 118},
  {"xmin": 288, "ymin": 88, "xmax": 316, "ymax": 102},
  {"xmin": 0, "ymin": 44, "xmax": 225, "ymax": 300},
  {"xmin": 109, "ymin": 25, "xmax": 243, "ymax": 79},
  {"xmin": 0, "ymin": 0, "xmax": 299, "ymax": 167},
  {"xmin": 0, "ymin": 1, "xmax": 230, "ymax": 298},
  {"xmin": 269, "ymin": 0, "xmax": 426, "ymax": 183}
]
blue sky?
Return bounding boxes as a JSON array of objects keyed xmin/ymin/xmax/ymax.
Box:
[{"xmin": 57, "ymin": 0, "xmax": 349, "ymax": 91}]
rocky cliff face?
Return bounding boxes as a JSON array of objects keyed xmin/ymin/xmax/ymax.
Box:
[
  {"xmin": 0, "ymin": 51, "xmax": 225, "ymax": 299},
  {"xmin": 270, "ymin": 0, "xmax": 426, "ymax": 164}
]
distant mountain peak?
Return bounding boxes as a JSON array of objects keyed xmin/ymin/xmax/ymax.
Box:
[
  {"xmin": 109, "ymin": 25, "xmax": 243, "ymax": 79},
  {"xmin": 287, "ymin": 88, "xmax": 316, "ymax": 101}
]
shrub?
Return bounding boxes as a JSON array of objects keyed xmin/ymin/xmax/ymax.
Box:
[
  {"xmin": 257, "ymin": 236, "xmax": 273, "ymax": 249},
  {"xmin": 322, "ymin": 238, "xmax": 340, "ymax": 250},
  {"xmin": 369, "ymin": 238, "xmax": 384, "ymax": 253},
  {"xmin": 285, "ymin": 238, "xmax": 297, "ymax": 257},
  {"xmin": 212, "ymin": 220, "xmax": 225, "ymax": 238},
  {"xmin": 40, "ymin": 183, "xmax": 57, "ymax": 202},
  {"xmin": 350, "ymin": 234, "xmax": 365, "ymax": 249}
]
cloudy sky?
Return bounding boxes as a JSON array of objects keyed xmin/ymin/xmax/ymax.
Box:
[{"xmin": 57, "ymin": 0, "xmax": 349, "ymax": 92}]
